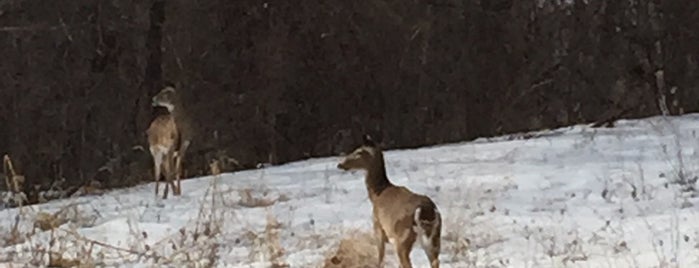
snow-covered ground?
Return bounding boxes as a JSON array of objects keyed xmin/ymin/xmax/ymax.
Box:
[{"xmin": 2, "ymin": 114, "xmax": 699, "ymax": 267}]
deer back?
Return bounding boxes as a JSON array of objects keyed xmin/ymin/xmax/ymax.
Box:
[{"xmin": 147, "ymin": 114, "xmax": 178, "ymax": 149}]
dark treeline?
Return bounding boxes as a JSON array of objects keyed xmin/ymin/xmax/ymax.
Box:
[{"xmin": 0, "ymin": 0, "xmax": 697, "ymax": 201}]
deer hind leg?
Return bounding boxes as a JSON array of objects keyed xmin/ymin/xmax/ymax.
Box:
[
  {"xmin": 394, "ymin": 234, "xmax": 416, "ymax": 268},
  {"xmin": 421, "ymin": 229, "xmax": 441, "ymax": 268},
  {"xmin": 168, "ymin": 150, "xmax": 179, "ymax": 198},
  {"xmin": 429, "ymin": 238, "xmax": 441, "ymax": 268},
  {"xmin": 151, "ymin": 148, "xmax": 164, "ymax": 197},
  {"xmin": 428, "ymin": 223, "xmax": 442, "ymax": 268},
  {"xmin": 174, "ymin": 140, "xmax": 190, "ymax": 196},
  {"xmin": 161, "ymin": 150, "xmax": 175, "ymax": 199},
  {"xmin": 172, "ymin": 151, "xmax": 181, "ymax": 196},
  {"xmin": 414, "ymin": 208, "xmax": 442, "ymax": 268}
]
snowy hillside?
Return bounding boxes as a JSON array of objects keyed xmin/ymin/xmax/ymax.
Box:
[{"xmin": 2, "ymin": 114, "xmax": 699, "ymax": 267}]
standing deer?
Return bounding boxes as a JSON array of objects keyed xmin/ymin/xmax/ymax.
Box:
[
  {"xmin": 337, "ymin": 135, "xmax": 441, "ymax": 268},
  {"xmin": 147, "ymin": 86, "xmax": 191, "ymax": 199}
]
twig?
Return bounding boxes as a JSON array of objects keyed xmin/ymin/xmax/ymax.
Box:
[
  {"xmin": 58, "ymin": 18, "xmax": 73, "ymax": 41},
  {"xmin": 61, "ymin": 229, "xmax": 163, "ymax": 263}
]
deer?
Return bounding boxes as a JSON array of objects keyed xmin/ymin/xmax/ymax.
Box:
[
  {"xmin": 147, "ymin": 86, "xmax": 191, "ymax": 199},
  {"xmin": 337, "ymin": 135, "xmax": 441, "ymax": 268}
]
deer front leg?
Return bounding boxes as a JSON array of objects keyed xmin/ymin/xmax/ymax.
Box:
[{"xmin": 374, "ymin": 215, "xmax": 387, "ymax": 267}]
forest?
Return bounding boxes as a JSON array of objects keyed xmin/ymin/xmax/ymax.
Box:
[{"xmin": 0, "ymin": 0, "xmax": 697, "ymax": 204}]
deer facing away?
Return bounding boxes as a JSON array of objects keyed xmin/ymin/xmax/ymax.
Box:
[
  {"xmin": 337, "ymin": 135, "xmax": 441, "ymax": 268},
  {"xmin": 147, "ymin": 86, "xmax": 190, "ymax": 199}
]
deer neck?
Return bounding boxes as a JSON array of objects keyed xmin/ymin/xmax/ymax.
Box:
[
  {"xmin": 364, "ymin": 154, "xmax": 393, "ymax": 199},
  {"xmin": 164, "ymin": 103, "xmax": 177, "ymax": 115}
]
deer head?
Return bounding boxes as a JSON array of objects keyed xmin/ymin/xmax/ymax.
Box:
[
  {"xmin": 337, "ymin": 135, "xmax": 380, "ymax": 171},
  {"xmin": 152, "ymin": 86, "xmax": 177, "ymax": 112}
]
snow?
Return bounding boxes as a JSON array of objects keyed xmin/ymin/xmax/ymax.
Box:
[{"xmin": 2, "ymin": 114, "xmax": 699, "ymax": 267}]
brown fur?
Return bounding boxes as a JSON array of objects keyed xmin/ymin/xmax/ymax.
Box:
[
  {"xmin": 338, "ymin": 135, "xmax": 441, "ymax": 268},
  {"xmin": 147, "ymin": 86, "xmax": 190, "ymax": 199}
]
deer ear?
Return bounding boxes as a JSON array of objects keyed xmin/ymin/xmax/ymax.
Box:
[{"xmin": 362, "ymin": 134, "xmax": 376, "ymax": 147}]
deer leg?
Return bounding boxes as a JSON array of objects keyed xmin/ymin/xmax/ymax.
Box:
[
  {"xmin": 152, "ymin": 150, "xmax": 163, "ymax": 197},
  {"xmin": 415, "ymin": 221, "xmax": 441, "ymax": 268},
  {"xmin": 395, "ymin": 241, "xmax": 415, "ymax": 268},
  {"xmin": 422, "ymin": 234, "xmax": 441, "ymax": 268},
  {"xmin": 167, "ymin": 150, "xmax": 179, "ymax": 198},
  {"xmin": 430, "ymin": 229, "xmax": 442, "ymax": 268},
  {"xmin": 173, "ymin": 153, "xmax": 181, "ymax": 195},
  {"xmin": 373, "ymin": 215, "xmax": 387, "ymax": 267},
  {"xmin": 395, "ymin": 231, "xmax": 417, "ymax": 268},
  {"xmin": 376, "ymin": 230, "xmax": 387, "ymax": 268},
  {"xmin": 174, "ymin": 140, "xmax": 189, "ymax": 196},
  {"xmin": 162, "ymin": 151, "xmax": 173, "ymax": 200}
]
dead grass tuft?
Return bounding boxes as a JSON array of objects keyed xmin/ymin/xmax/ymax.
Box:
[
  {"xmin": 322, "ymin": 230, "xmax": 378, "ymax": 268},
  {"xmin": 245, "ymin": 211, "xmax": 289, "ymax": 267},
  {"xmin": 3, "ymin": 155, "xmax": 25, "ymax": 194},
  {"xmin": 48, "ymin": 251, "xmax": 83, "ymax": 268},
  {"xmin": 2, "ymin": 154, "xmax": 28, "ymax": 208},
  {"xmin": 238, "ymin": 187, "xmax": 289, "ymax": 208},
  {"xmin": 264, "ymin": 213, "xmax": 287, "ymax": 267},
  {"xmin": 238, "ymin": 188, "xmax": 277, "ymax": 208},
  {"xmin": 0, "ymin": 161, "xmax": 226, "ymax": 267},
  {"xmin": 3, "ymin": 214, "xmax": 27, "ymax": 247},
  {"xmin": 33, "ymin": 211, "xmax": 66, "ymax": 231}
]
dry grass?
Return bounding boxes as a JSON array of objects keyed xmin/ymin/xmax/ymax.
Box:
[
  {"xmin": 238, "ymin": 188, "xmax": 279, "ymax": 208},
  {"xmin": 0, "ymin": 200, "xmax": 132, "ymax": 267},
  {"xmin": 3, "ymin": 155, "xmax": 25, "ymax": 195},
  {"xmin": 243, "ymin": 210, "xmax": 289, "ymax": 267},
  {"xmin": 0, "ymin": 159, "xmax": 301, "ymax": 267},
  {"xmin": 2, "ymin": 154, "xmax": 28, "ymax": 209},
  {"xmin": 0, "ymin": 161, "xmax": 228, "ymax": 267},
  {"xmin": 322, "ymin": 230, "xmax": 378, "ymax": 268}
]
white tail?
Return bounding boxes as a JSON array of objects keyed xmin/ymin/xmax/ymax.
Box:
[{"xmin": 413, "ymin": 206, "xmax": 441, "ymax": 268}]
